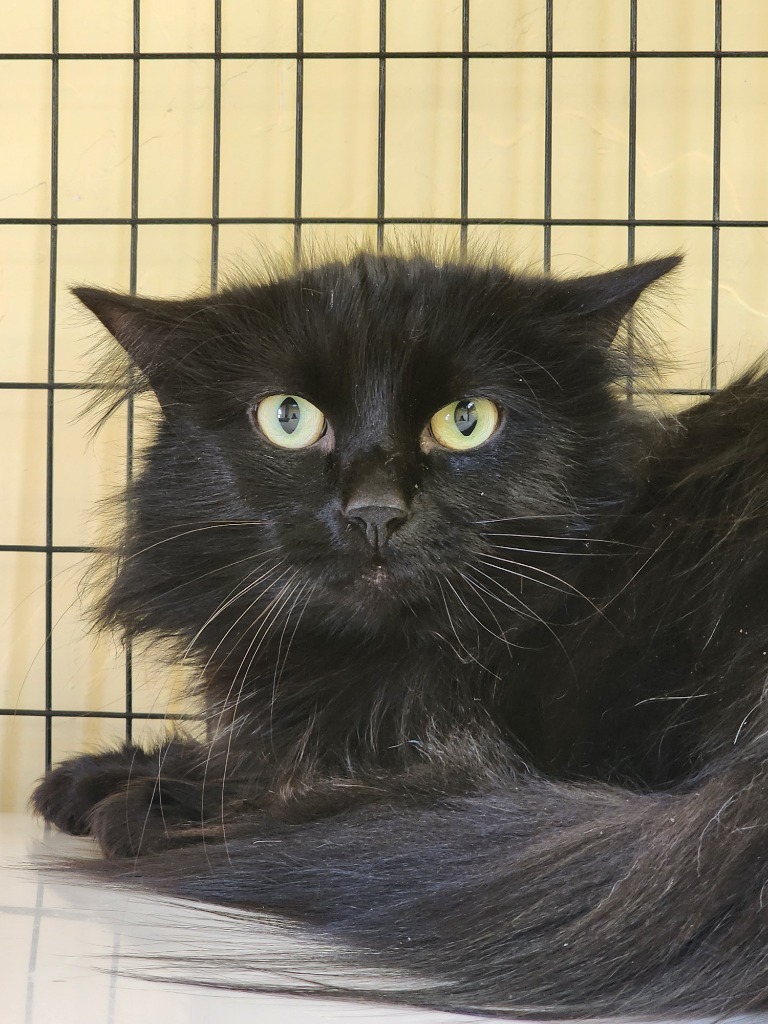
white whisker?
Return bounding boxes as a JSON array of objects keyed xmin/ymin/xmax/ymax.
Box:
[
  {"xmin": 487, "ymin": 542, "xmax": 602, "ymax": 558},
  {"xmin": 460, "ymin": 568, "xmax": 522, "ymax": 650},
  {"xmin": 469, "ymin": 562, "xmax": 577, "ymax": 670},
  {"xmin": 477, "ymin": 551, "xmax": 603, "ymax": 614},
  {"xmin": 122, "ymin": 520, "xmax": 270, "ymax": 563},
  {"xmin": 202, "ymin": 570, "xmax": 301, "ymax": 863},
  {"xmin": 442, "ymin": 577, "xmax": 506, "ymax": 672},
  {"xmin": 486, "ymin": 531, "xmax": 633, "ymax": 549},
  {"xmin": 183, "ymin": 561, "xmax": 287, "ymax": 665}
]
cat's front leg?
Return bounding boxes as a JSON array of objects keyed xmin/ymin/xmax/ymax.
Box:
[{"xmin": 31, "ymin": 738, "xmax": 227, "ymax": 858}]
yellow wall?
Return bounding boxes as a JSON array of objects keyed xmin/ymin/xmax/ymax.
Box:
[{"xmin": 2, "ymin": 0, "xmax": 768, "ymax": 809}]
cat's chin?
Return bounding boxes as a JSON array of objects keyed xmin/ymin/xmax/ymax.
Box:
[
  {"xmin": 360, "ymin": 564, "xmax": 393, "ymax": 588},
  {"xmin": 331, "ymin": 561, "xmax": 417, "ymax": 624},
  {"xmin": 351, "ymin": 564, "xmax": 403, "ymax": 608}
]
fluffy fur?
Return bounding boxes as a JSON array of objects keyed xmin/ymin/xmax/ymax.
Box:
[{"xmin": 31, "ymin": 251, "xmax": 768, "ymax": 1017}]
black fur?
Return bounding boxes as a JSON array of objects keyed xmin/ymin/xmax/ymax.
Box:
[{"xmin": 32, "ymin": 251, "xmax": 768, "ymax": 1016}]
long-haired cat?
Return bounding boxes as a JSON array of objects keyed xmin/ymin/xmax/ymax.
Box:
[{"xmin": 32, "ymin": 250, "xmax": 768, "ymax": 1017}]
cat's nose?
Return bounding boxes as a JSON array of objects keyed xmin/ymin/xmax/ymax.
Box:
[{"xmin": 344, "ymin": 498, "xmax": 409, "ymax": 550}]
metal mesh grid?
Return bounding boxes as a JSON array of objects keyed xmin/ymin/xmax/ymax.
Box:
[{"xmin": 0, "ymin": 0, "xmax": 756, "ymax": 784}]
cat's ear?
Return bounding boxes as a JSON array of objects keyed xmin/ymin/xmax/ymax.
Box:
[
  {"xmin": 73, "ymin": 286, "xmax": 209, "ymax": 395},
  {"xmin": 74, "ymin": 287, "xmax": 190, "ymax": 369},
  {"xmin": 557, "ymin": 254, "xmax": 682, "ymax": 342}
]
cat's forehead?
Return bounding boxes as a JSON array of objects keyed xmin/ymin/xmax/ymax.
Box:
[{"xmin": 249, "ymin": 258, "xmax": 523, "ymax": 407}]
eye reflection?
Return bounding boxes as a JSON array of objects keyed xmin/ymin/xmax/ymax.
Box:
[
  {"xmin": 454, "ymin": 401, "xmax": 478, "ymax": 437},
  {"xmin": 255, "ymin": 394, "xmax": 326, "ymax": 449},
  {"xmin": 429, "ymin": 398, "xmax": 499, "ymax": 451},
  {"xmin": 277, "ymin": 397, "xmax": 300, "ymax": 435}
]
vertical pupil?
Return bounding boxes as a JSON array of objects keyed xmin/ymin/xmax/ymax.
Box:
[
  {"xmin": 277, "ymin": 397, "xmax": 300, "ymax": 434},
  {"xmin": 454, "ymin": 400, "xmax": 478, "ymax": 436}
]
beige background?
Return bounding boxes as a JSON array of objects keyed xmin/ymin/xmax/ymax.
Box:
[{"xmin": 2, "ymin": 0, "xmax": 768, "ymax": 810}]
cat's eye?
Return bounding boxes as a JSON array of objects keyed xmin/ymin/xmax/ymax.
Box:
[
  {"xmin": 428, "ymin": 399, "xmax": 499, "ymax": 451},
  {"xmin": 254, "ymin": 394, "xmax": 327, "ymax": 449}
]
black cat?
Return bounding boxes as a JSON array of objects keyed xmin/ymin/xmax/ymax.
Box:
[{"xmin": 32, "ymin": 252, "xmax": 768, "ymax": 1016}]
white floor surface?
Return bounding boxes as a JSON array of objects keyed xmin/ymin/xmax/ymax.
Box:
[{"xmin": 0, "ymin": 811, "xmax": 513, "ymax": 1024}]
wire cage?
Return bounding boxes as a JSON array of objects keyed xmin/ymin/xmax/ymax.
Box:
[{"xmin": 1, "ymin": 0, "xmax": 767, "ymax": 812}]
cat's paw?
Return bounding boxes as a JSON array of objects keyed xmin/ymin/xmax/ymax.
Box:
[
  {"xmin": 31, "ymin": 753, "xmax": 130, "ymax": 836},
  {"xmin": 88, "ymin": 779, "xmax": 215, "ymax": 858},
  {"xmin": 33, "ymin": 765, "xmax": 196, "ymax": 857},
  {"xmin": 34, "ymin": 763, "xmax": 217, "ymax": 859},
  {"xmin": 32, "ymin": 741, "xmax": 227, "ymax": 858},
  {"xmin": 86, "ymin": 780, "xmax": 162, "ymax": 857}
]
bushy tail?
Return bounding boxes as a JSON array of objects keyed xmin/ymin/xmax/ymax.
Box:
[{"xmin": 86, "ymin": 753, "xmax": 768, "ymax": 1019}]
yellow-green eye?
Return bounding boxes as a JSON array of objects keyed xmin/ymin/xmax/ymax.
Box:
[
  {"xmin": 255, "ymin": 394, "xmax": 326, "ymax": 449},
  {"xmin": 429, "ymin": 399, "xmax": 499, "ymax": 451}
]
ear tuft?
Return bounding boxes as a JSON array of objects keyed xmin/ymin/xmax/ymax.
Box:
[
  {"xmin": 73, "ymin": 287, "xmax": 142, "ymax": 341},
  {"xmin": 72, "ymin": 286, "xmax": 201, "ymax": 385},
  {"xmin": 554, "ymin": 254, "xmax": 682, "ymax": 346},
  {"xmin": 565, "ymin": 255, "xmax": 682, "ymax": 319}
]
